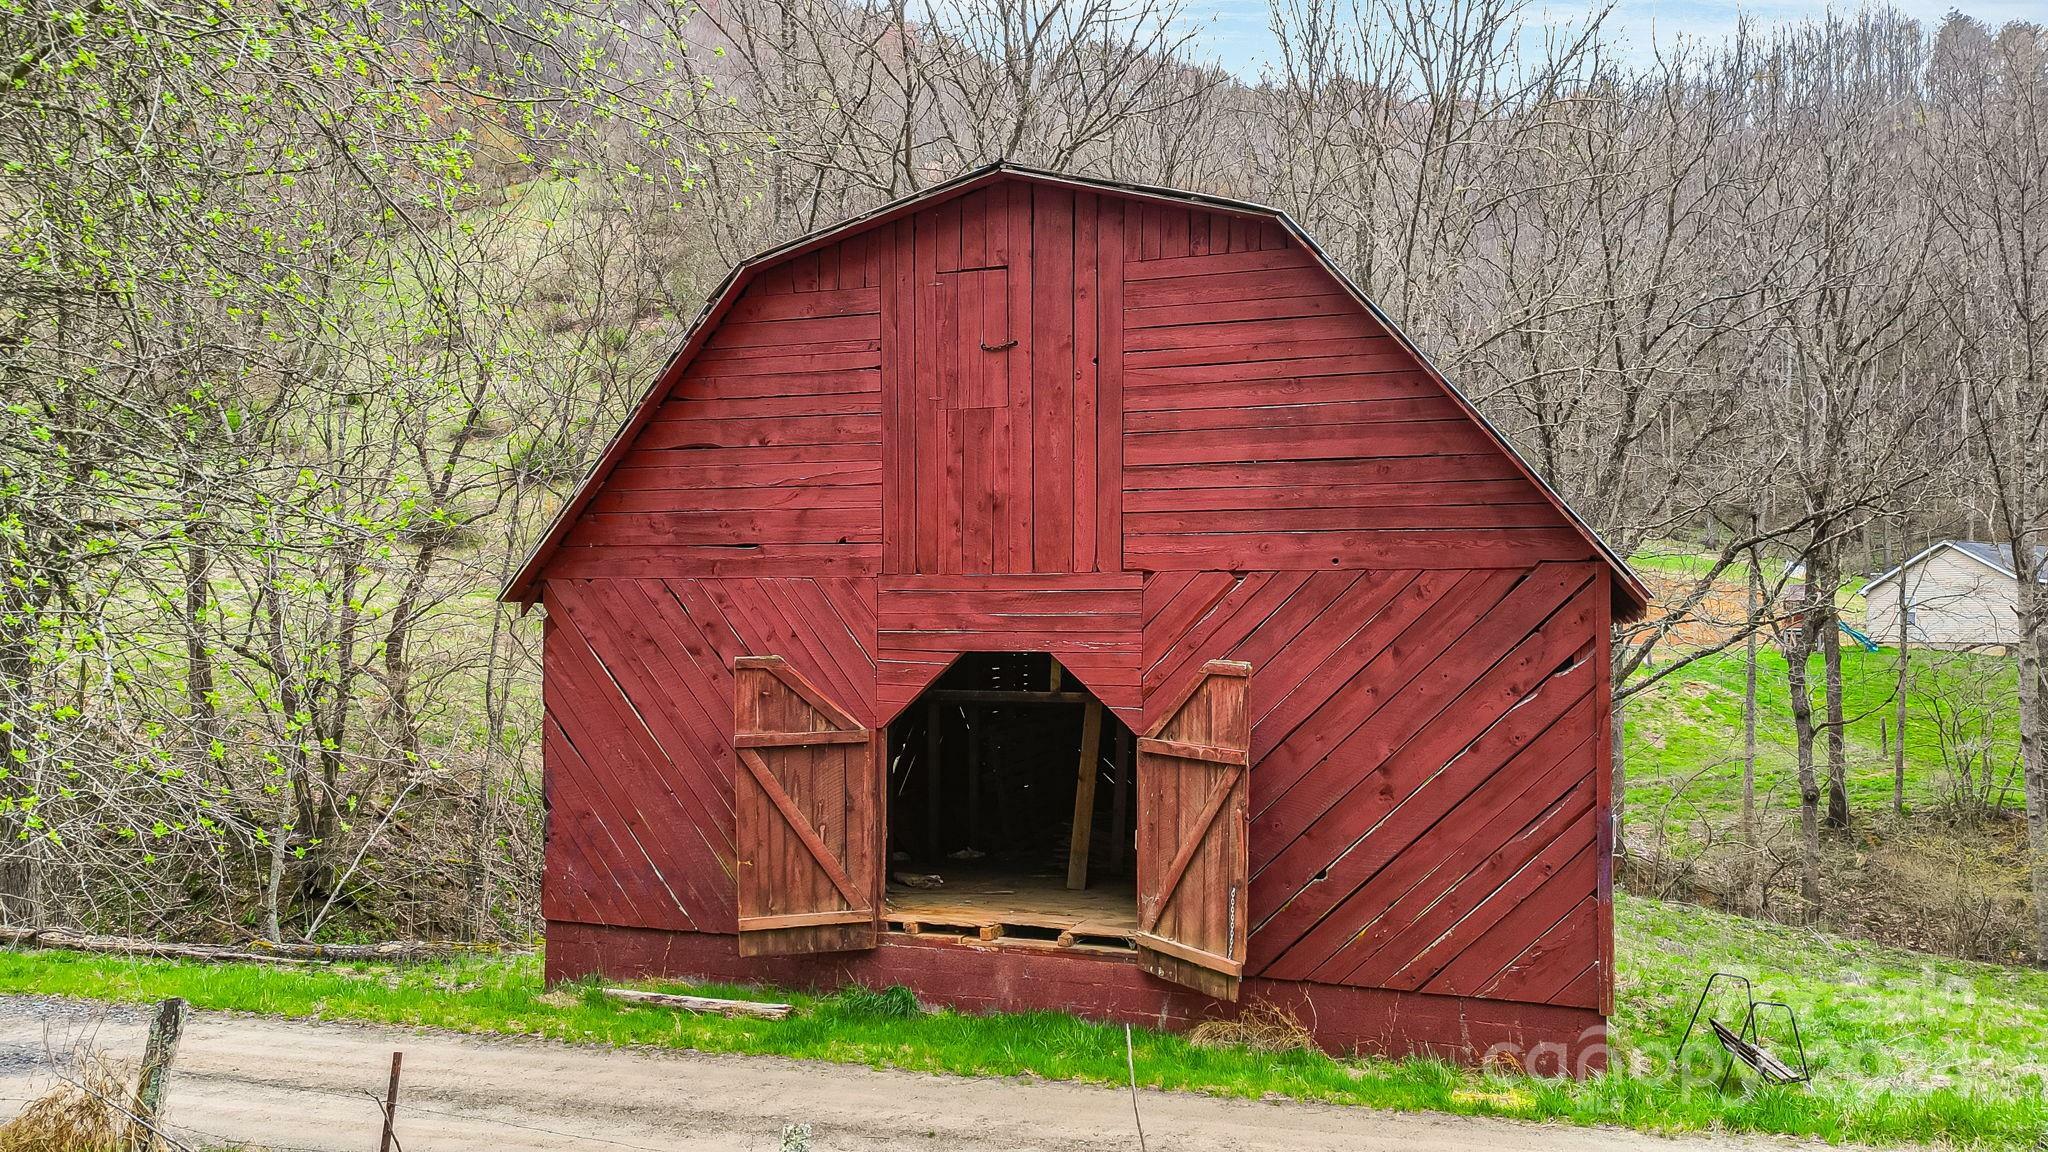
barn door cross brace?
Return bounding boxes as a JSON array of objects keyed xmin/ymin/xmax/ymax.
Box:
[
  {"xmin": 1138, "ymin": 762, "xmax": 1243, "ymax": 933},
  {"xmin": 735, "ymin": 748, "xmax": 867, "ymax": 912}
]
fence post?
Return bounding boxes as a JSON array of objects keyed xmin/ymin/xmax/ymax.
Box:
[
  {"xmin": 125, "ymin": 996, "xmax": 187, "ymax": 1152},
  {"xmin": 378, "ymin": 1051, "xmax": 404, "ymax": 1152}
]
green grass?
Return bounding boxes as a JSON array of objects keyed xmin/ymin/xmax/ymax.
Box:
[
  {"xmin": 1624, "ymin": 645, "xmax": 2021, "ymax": 856},
  {"xmin": 1627, "ymin": 544, "xmax": 1868, "ymax": 598},
  {"xmin": 6, "ymin": 897, "xmax": 2045, "ymax": 1149}
]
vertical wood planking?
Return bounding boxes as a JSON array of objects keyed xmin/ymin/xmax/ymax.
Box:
[
  {"xmin": 733, "ymin": 655, "xmax": 879, "ymax": 956},
  {"xmin": 1073, "ymin": 192, "xmax": 1100, "ymax": 572},
  {"xmin": 1096, "ymin": 200, "xmax": 1125, "ymax": 572},
  {"xmin": 1005, "ymin": 181, "xmax": 1035, "ymax": 572},
  {"xmin": 1135, "ymin": 661, "xmax": 1251, "ymax": 1000},
  {"xmin": 914, "ymin": 208, "xmax": 944, "ymax": 573},
  {"xmin": 876, "ymin": 176, "xmax": 1126, "ymax": 578},
  {"xmin": 883, "ymin": 220, "xmax": 916, "ymax": 575},
  {"xmin": 1032, "ymin": 184, "xmax": 1075, "ymax": 572}
]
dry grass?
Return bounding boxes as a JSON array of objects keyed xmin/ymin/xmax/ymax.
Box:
[
  {"xmin": 0, "ymin": 1049, "xmax": 131, "ymax": 1152},
  {"xmin": 1187, "ymin": 1002, "xmax": 1317, "ymax": 1054}
]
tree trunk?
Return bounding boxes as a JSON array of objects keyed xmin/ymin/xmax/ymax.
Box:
[
  {"xmin": 1743, "ymin": 562, "xmax": 1762, "ymax": 912},
  {"xmin": 181, "ymin": 493, "xmax": 219, "ymax": 776},
  {"xmin": 2014, "ymin": 570, "xmax": 2048, "ymax": 966},
  {"xmin": 1784, "ymin": 620, "xmax": 1823, "ymax": 918},
  {"xmin": 1818, "ymin": 547, "xmax": 1850, "ymax": 831},
  {"xmin": 261, "ymin": 790, "xmax": 291, "ymax": 944},
  {"xmin": 1893, "ymin": 546, "xmax": 1911, "ymax": 816}
]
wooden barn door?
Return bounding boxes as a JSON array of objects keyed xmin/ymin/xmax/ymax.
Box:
[
  {"xmin": 1135, "ymin": 660, "xmax": 1251, "ymax": 999},
  {"xmin": 732, "ymin": 656, "xmax": 881, "ymax": 956}
]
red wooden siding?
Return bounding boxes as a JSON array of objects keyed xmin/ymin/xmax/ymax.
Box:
[
  {"xmin": 876, "ymin": 573, "xmax": 1143, "ymax": 723},
  {"xmin": 549, "ymin": 235, "xmax": 884, "ymax": 580},
  {"xmin": 545, "ymin": 178, "xmax": 1593, "ymax": 584},
  {"xmin": 1139, "ymin": 563, "xmax": 1608, "ymax": 1009},
  {"xmin": 540, "ymin": 577, "xmax": 879, "ymax": 935},
  {"xmin": 882, "ymin": 185, "xmax": 1123, "ymax": 575},
  {"xmin": 1119, "ymin": 239, "xmax": 1596, "ymax": 571},
  {"xmin": 527, "ymin": 170, "xmax": 1631, "ymax": 1055}
]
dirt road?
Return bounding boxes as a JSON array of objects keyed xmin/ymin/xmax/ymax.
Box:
[{"xmin": 0, "ymin": 995, "xmax": 1765, "ymax": 1152}]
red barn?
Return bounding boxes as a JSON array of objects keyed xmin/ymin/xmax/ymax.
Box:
[{"xmin": 504, "ymin": 165, "xmax": 1647, "ymax": 1073}]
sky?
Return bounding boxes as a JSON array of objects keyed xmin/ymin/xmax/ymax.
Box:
[{"xmin": 1181, "ymin": 0, "xmax": 2048, "ymax": 76}]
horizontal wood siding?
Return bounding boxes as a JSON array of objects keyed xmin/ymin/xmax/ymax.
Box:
[
  {"xmin": 548, "ymin": 236, "xmax": 883, "ymax": 579},
  {"xmin": 1140, "ymin": 564, "xmax": 1608, "ymax": 1010},
  {"xmin": 1119, "ymin": 234, "xmax": 1590, "ymax": 572},
  {"xmin": 875, "ymin": 573, "xmax": 1142, "ymax": 723}
]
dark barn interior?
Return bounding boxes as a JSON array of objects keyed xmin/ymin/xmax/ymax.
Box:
[{"xmin": 885, "ymin": 653, "xmax": 1140, "ymax": 945}]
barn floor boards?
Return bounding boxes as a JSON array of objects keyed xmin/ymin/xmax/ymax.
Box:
[{"xmin": 886, "ymin": 868, "xmax": 1137, "ymax": 949}]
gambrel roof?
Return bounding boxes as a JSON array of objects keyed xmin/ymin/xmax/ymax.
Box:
[{"xmin": 503, "ymin": 163, "xmax": 1647, "ymax": 617}]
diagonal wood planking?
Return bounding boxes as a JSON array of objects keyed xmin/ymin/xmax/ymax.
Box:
[
  {"xmin": 1140, "ymin": 562, "xmax": 1609, "ymax": 1009},
  {"xmin": 541, "ymin": 577, "xmax": 879, "ymax": 935}
]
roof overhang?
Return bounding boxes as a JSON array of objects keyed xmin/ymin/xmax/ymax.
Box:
[{"xmin": 1865, "ymin": 540, "xmax": 2024, "ymax": 594}]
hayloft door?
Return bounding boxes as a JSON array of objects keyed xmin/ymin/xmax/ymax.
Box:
[
  {"xmin": 1135, "ymin": 660, "xmax": 1251, "ymax": 1000},
  {"xmin": 732, "ymin": 656, "xmax": 881, "ymax": 956}
]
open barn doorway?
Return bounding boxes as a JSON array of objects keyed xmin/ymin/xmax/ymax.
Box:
[{"xmin": 884, "ymin": 653, "xmax": 1139, "ymax": 946}]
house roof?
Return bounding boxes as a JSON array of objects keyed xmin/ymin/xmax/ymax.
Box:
[
  {"xmin": 501, "ymin": 162, "xmax": 1650, "ymax": 619},
  {"xmin": 1864, "ymin": 540, "xmax": 2047, "ymax": 593}
]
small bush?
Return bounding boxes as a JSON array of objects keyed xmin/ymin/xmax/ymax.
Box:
[{"xmin": 824, "ymin": 984, "xmax": 921, "ymax": 1019}]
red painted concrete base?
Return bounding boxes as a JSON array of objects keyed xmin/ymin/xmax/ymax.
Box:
[{"xmin": 547, "ymin": 922, "xmax": 1608, "ymax": 1075}]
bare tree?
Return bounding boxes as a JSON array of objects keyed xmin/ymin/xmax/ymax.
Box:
[{"xmin": 1929, "ymin": 14, "xmax": 2048, "ymax": 961}]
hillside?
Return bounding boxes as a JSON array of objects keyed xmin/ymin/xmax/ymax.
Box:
[{"xmin": 1622, "ymin": 624, "xmax": 2032, "ymax": 960}]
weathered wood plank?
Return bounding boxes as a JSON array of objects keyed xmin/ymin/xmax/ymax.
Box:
[{"xmin": 600, "ymin": 987, "xmax": 794, "ymax": 1019}]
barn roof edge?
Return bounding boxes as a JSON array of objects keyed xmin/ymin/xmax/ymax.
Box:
[{"xmin": 501, "ymin": 162, "xmax": 1648, "ymax": 619}]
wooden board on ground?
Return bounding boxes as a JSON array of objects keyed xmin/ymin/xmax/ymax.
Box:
[{"xmin": 600, "ymin": 987, "xmax": 794, "ymax": 1019}]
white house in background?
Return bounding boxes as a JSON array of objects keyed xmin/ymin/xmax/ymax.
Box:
[{"xmin": 1862, "ymin": 541, "xmax": 2043, "ymax": 649}]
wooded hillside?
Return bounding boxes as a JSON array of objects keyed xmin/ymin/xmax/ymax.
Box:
[{"xmin": 2, "ymin": 0, "xmax": 2043, "ymax": 959}]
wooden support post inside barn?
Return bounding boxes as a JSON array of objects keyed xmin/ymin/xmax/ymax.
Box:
[
  {"xmin": 1108, "ymin": 726, "xmax": 1132, "ymax": 873},
  {"xmin": 1067, "ymin": 701, "xmax": 1103, "ymax": 889},
  {"xmin": 923, "ymin": 697, "xmax": 942, "ymax": 867},
  {"xmin": 502, "ymin": 164, "xmax": 1649, "ymax": 1071},
  {"xmin": 965, "ymin": 707, "xmax": 982, "ymax": 855}
]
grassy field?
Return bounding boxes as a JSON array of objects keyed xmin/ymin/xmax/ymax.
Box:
[
  {"xmin": 4, "ymin": 897, "xmax": 2045, "ymax": 1149},
  {"xmin": 1623, "ymin": 644, "xmax": 2022, "ymax": 858},
  {"xmin": 1626, "ymin": 543, "xmax": 1868, "ymax": 597}
]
